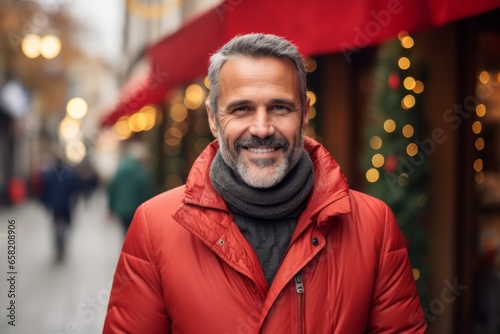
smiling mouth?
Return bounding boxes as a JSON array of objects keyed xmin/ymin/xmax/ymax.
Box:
[{"xmin": 247, "ymin": 147, "xmax": 277, "ymax": 154}]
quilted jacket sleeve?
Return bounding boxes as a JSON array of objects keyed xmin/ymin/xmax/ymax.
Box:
[
  {"xmin": 103, "ymin": 205, "xmax": 171, "ymax": 334},
  {"xmin": 367, "ymin": 204, "xmax": 427, "ymax": 333}
]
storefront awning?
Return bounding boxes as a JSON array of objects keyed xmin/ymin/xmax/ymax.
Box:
[{"xmin": 100, "ymin": 0, "xmax": 500, "ymax": 127}]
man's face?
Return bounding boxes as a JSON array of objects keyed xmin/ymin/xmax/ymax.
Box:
[{"xmin": 207, "ymin": 57, "xmax": 310, "ymax": 188}]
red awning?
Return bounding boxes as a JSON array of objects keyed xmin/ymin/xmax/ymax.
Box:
[{"xmin": 100, "ymin": 0, "xmax": 500, "ymax": 127}]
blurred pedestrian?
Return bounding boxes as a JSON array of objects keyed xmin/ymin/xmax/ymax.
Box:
[
  {"xmin": 40, "ymin": 157, "xmax": 82, "ymax": 263},
  {"xmin": 107, "ymin": 140, "xmax": 154, "ymax": 234}
]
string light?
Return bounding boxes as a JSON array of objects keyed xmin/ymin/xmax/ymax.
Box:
[
  {"xmin": 370, "ymin": 136, "xmax": 383, "ymax": 150},
  {"xmin": 402, "ymin": 124, "xmax": 414, "ymax": 138},
  {"xmin": 403, "ymin": 77, "xmax": 416, "ymax": 90},
  {"xmin": 476, "ymin": 104, "xmax": 486, "ymax": 117},
  {"xmin": 366, "ymin": 168, "xmax": 380, "ymax": 183},
  {"xmin": 383, "ymin": 119, "xmax": 396, "ymax": 133},
  {"xmin": 398, "ymin": 57, "xmax": 411, "ymax": 70}
]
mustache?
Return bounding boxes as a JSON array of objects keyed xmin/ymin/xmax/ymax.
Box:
[{"xmin": 235, "ymin": 136, "xmax": 289, "ymax": 151}]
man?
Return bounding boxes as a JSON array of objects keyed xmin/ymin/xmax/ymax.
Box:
[{"xmin": 104, "ymin": 33, "xmax": 426, "ymax": 333}]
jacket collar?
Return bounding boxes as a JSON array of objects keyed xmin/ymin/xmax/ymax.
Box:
[{"xmin": 182, "ymin": 137, "xmax": 351, "ymax": 224}]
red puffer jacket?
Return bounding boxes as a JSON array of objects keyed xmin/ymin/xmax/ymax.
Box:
[{"xmin": 104, "ymin": 137, "xmax": 427, "ymax": 333}]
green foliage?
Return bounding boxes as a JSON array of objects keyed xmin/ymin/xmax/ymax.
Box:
[{"xmin": 362, "ymin": 36, "xmax": 430, "ymax": 305}]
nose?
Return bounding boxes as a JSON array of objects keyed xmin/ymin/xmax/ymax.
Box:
[{"xmin": 249, "ymin": 108, "xmax": 275, "ymax": 138}]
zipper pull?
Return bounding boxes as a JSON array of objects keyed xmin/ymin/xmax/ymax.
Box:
[{"xmin": 295, "ymin": 272, "xmax": 304, "ymax": 294}]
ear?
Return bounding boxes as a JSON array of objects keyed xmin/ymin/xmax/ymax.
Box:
[
  {"xmin": 302, "ymin": 95, "xmax": 311, "ymax": 132},
  {"xmin": 206, "ymin": 100, "xmax": 219, "ymax": 138}
]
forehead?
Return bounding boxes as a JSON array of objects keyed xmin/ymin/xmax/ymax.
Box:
[{"xmin": 218, "ymin": 57, "xmax": 299, "ymax": 100}]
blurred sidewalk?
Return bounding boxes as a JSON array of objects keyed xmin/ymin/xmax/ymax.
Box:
[{"xmin": 0, "ymin": 187, "xmax": 124, "ymax": 334}]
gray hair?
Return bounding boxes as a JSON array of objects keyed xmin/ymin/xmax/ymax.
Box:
[{"xmin": 207, "ymin": 33, "xmax": 307, "ymax": 118}]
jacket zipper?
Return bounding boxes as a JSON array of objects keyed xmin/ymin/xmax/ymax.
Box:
[{"xmin": 295, "ymin": 272, "xmax": 304, "ymax": 334}]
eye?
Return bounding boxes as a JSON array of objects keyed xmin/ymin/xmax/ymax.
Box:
[
  {"xmin": 271, "ymin": 105, "xmax": 291, "ymax": 113},
  {"xmin": 232, "ymin": 106, "xmax": 251, "ymax": 114}
]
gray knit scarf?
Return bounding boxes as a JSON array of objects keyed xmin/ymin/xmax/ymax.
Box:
[{"xmin": 210, "ymin": 149, "xmax": 314, "ymax": 285}]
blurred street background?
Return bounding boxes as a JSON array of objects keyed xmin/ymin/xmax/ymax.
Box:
[
  {"xmin": 0, "ymin": 188, "xmax": 123, "ymax": 334},
  {"xmin": 1, "ymin": 0, "xmax": 500, "ymax": 333}
]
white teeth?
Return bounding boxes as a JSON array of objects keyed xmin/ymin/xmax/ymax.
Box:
[{"xmin": 248, "ymin": 147, "xmax": 276, "ymax": 153}]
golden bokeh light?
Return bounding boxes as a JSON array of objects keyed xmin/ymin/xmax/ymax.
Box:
[
  {"xmin": 372, "ymin": 154, "xmax": 385, "ymax": 168},
  {"xmin": 401, "ymin": 36, "xmax": 414, "ymax": 49},
  {"xmin": 303, "ymin": 58, "xmax": 318, "ymax": 72},
  {"xmin": 413, "ymin": 81, "xmax": 424, "ymax": 94},
  {"xmin": 398, "ymin": 57, "xmax": 410, "ymax": 70},
  {"xmin": 184, "ymin": 84, "xmax": 204, "ymax": 110},
  {"xmin": 307, "ymin": 91, "xmax": 317, "ymax": 106},
  {"xmin": 170, "ymin": 104, "xmax": 188, "ymax": 122},
  {"xmin": 65, "ymin": 140, "xmax": 86, "ymax": 164},
  {"xmin": 309, "ymin": 106, "xmax": 316, "ymax": 120},
  {"xmin": 475, "ymin": 137, "xmax": 485, "ymax": 150},
  {"xmin": 40, "ymin": 35, "xmax": 61, "ymax": 59},
  {"xmin": 412, "ymin": 268, "xmax": 420, "ymax": 281},
  {"xmin": 472, "ymin": 121, "xmax": 482, "ymax": 134},
  {"xmin": 402, "ymin": 124, "xmax": 414, "ymax": 138},
  {"xmin": 66, "ymin": 97, "xmax": 88, "ymax": 120},
  {"xmin": 475, "ymin": 171, "xmax": 485, "ymax": 184},
  {"xmin": 403, "ymin": 77, "xmax": 416, "ymax": 90},
  {"xmin": 476, "ymin": 104, "xmax": 486, "ymax": 117},
  {"xmin": 113, "ymin": 117, "xmax": 132, "ymax": 140},
  {"xmin": 383, "ymin": 119, "xmax": 396, "ymax": 133},
  {"xmin": 406, "ymin": 143, "xmax": 418, "ymax": 157},
  {"xmin": 58, "ymin": 117, "xmax": 81, "ymax": 141},
  {"xmin": 370, "ymin": 136, "xmax": 382, "ymax": 150},
  {"xmin": 473, "ymin": 159, "xmax": 483, "ymax": 172},
  {"xmin": 402, "ymin": 94, "xmax": 416, "ymax": 109},
  {"xmin": 479, "ymin": 71, "xmax": 490, "ymax": 84},
  {"xmin": 366, "ymin": 168, "xmax": 380, "ymax": 183},
  {"xmin": 21, "ymin": 34, "xmax": 41, "ymax": 59}
]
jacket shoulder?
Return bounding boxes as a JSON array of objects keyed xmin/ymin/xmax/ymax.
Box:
[{"xmin": 143, "ymin": 185, "xmax": 186, "ymax": 214}]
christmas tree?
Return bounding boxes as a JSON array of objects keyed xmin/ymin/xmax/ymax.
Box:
[{"xmin": 362, "ymin": 32, "xmax": 429, "ymax": 304}]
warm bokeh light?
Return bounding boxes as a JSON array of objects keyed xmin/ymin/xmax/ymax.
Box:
[
  {"xmin": 402, "ymin": 124, "xmax": 414, "ymax": 138},
  {"xmin": 65, "ymin": 140, "xmax": 86, "ymax": 164},
  {"xmin": 401, "ymin": 36, "xmax": 414, "ymax": 49},
  {"xmin": 21, "ymin": 34, "xmax": 41, "ymax": 59},
  {"xmin": 413, "ymin": 81, "xmax": 424, "ymax": 94},
  {"xmin": 412, "ymin": 268, "xmax": 420, "ymax": 281},
  {"xmin": 472, "ymin": 121, "xmax": 482, "ymax": 134},
  {"xmin": 170, "ymin": 103, "xmax": 188, "ymax": 122},
  {"xmin": 303, "ymin": 58, "xmax": 317, "ymax": 72},
  {"xmin": 40, "ymin": 35, "xmax": 61, "ymax": 59},
  {"xmin": 475, "ymin": 171, "xmax": 485, "ymax": 184},
  {"xmin": 370, "ymin": 136, "xmax": 382, "ymax": 150},
  {"xmin": 307, "ymin": 91, "xmax": 317, "ymax": 106},
  {"xmin": 167, "ymin": 127, "xmax": 183, "ymax": 139},
  {"xmin": 58, "ymin": 117, "xmax": 81, "ymax": 141},
  {"xmin": 113, "ymin": 117, "xmax": 132, "ymax": 140},
  {"xmin": 479, "ymin": 71, "xmax": 490, "ymax": 84},
  {"xmin": 403, "ymin": 77, "xmax": 416, "ymax": 90},
  {"xmin": 383, "ymin": 119, "xmax": 396, "ymax": 133},
  {"xmin": 397, "ymin": 31, "xmax": 409, "ymax": 40},
  {"xmin": 184, "ymin": 84, "xmax": 204, "ymax": 110},
  {"xmin": 473, "ymin": 159, "xmax": 483, "ymax": 172},
  {"xmin": 476, "ymin": 104, "xmax": 486, "ymax": 117},
  {"xmin": 475, "ymin": 137, "xmax": 485, "ymax": 150},
  {"xmin": 398, "ymin": 57, "xmax": 410, "ymax": 70},
  {"xmin": 372, "ymin": 154, "xmax": 385, "ymax": 168},
  {"xmin": 402, "ymin": 94, "xmax": 416, "ymax": 109},
  {"xmin": 66, "ymin": 97, "xmax": 88, "ymax": 120},
  {"xmin": 406, "ymin": 143, "xmax": 418, "ymax": 157},
  {"xmin": 309, "ymin": 106, "xmax": 316, "ymax": 120},
  {"xmin": 366, "ymin": 168, "xmax": 380, "ymax": 183}
]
